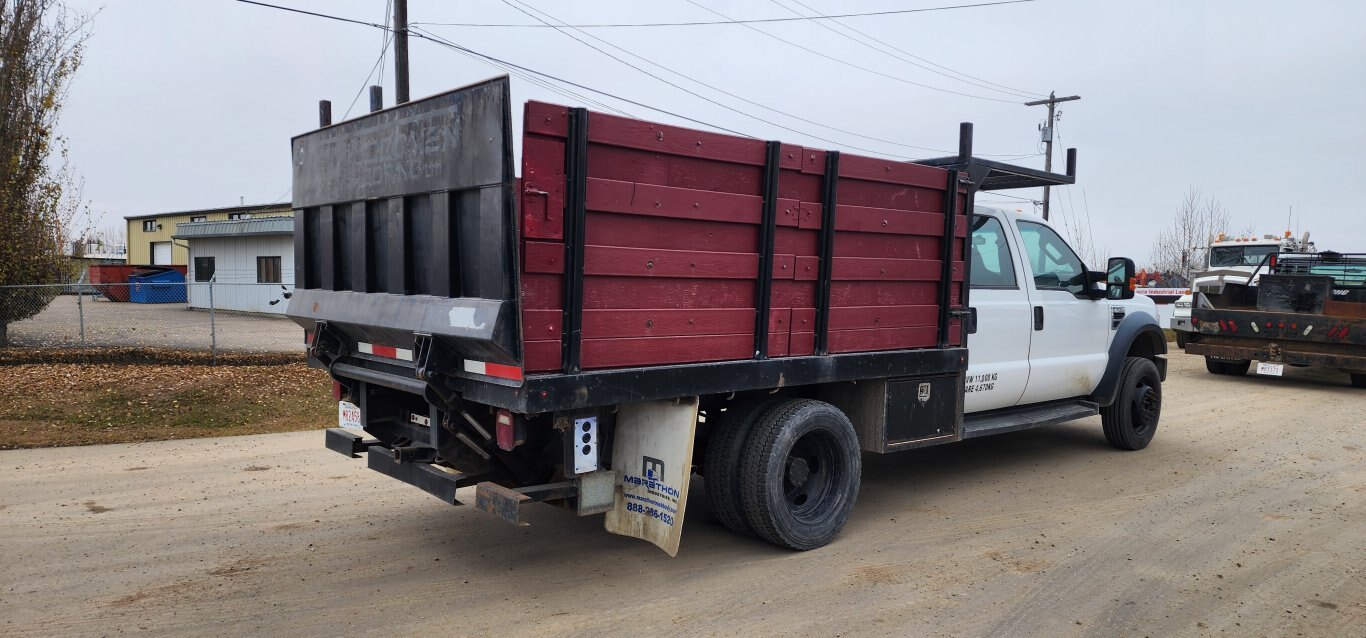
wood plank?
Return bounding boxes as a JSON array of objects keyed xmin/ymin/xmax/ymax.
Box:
[
  {"xmin": 586, "ymin": 212, "xmax": 758, "ymax": 252},
  {"xmin": 577, "ymin": 307, "xmax": 791, "ymax": 339},
  {"xmin": 520, "ymin": 272, "xmax": 563, "ymax": 310},
  {"xmin": 828, "ymin": 305, "xmax": 940, "ymax": 331},
  {"xmin": 798, "ymin": 202, "xmax": 963, "ymax": 236},
  {"xmin": 521, "ymin": 135, "xmax": 566, "ymax": 240},
  {"xmin": 523, "ymin": 241, "xmax": 564, "ymax": 274},
  {"xmin": 831, "ymin": 257, "xmax": 963, "ymax": 282},
  {"xmin": 586, "ymin": 144, "xmax": 670, "ymax": 187},
  {"xmin": 523, "ymin": 339, "xmax": 561, "ymax": 373},
  {"xmin": 776, "ymin": 226, "xmax": 820, "ymax": 256},
  {"xmin": 585, "ymin": 178, "xmax": 763, "ymax": 225},
  {"xmin": 585, "ymin": 245, "xmax": 758, "ymax": 279},
  {"xmin": 828, "ymin": 326, "xmax": 938, "ymax": 353},
  {"xmin": 581, "ymin": 333, "xmax": 754, "ymax": 369},
  {"xmin": 587, "ymin": 110, "xmax": 767, "ymax": 165},
  {"xmin": 834, "ymin": 233, "xmax": 943, "ymax": 260},
  {"xmin": 837, "ymin": 153, "xmax": 948, "ymax": 189},
  {"xmin": 830, "ymin": 281, "xmax": 939, "ymax": 307},
  {"xmin": 583, "ymin": 278, "xmax": 755, "ymax": 309},
  {"xmin": 837, "ymin": 180, "xmax": 945, "ymax": 212},
  {"xmin": 522, "ymin": 309, "xmax": 562, "ymax": 341},
  {"xmin": 788, "ymin": 331, "xmax": 815, "ymax": 356},
  {"xmin": 772, "ymin": 280, "xmax": 816, "ymax": 308},
  {"xmin": 524, "ymin": 101, "xmax": 569, "ymax": 138}
]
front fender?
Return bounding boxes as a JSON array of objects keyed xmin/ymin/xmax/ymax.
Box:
[{"xmin": 1092, "ymin": 311, "xmax": 1168, "ymax": 407}]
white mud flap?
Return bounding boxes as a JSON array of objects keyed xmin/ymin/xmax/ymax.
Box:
[{"xmin": 603, "ymin": 397, "xmax": 699, "ymax": 557}]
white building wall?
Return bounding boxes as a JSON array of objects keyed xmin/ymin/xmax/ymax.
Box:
[{"xmin": 187, "ymin": 235, "xmax": 295, "ymax": 314}]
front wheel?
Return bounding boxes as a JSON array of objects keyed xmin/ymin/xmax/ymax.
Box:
[
  {"xmin": 1101, "ymin": 357, "xmax": 1162, "ymax": 451},
  {"xmin": 1175, "ymin": 331, "xmax": 1188, "ymax": 349},
  {"xmin": 739, "ymin": 399, "xmax": 861, "ymax": 550}
]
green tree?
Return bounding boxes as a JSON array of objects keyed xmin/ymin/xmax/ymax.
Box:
[{"xmin": 0, "ymin": 0, "xmax": 90, "ymax": 346}]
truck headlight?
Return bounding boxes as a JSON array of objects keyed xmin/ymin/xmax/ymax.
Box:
[{"xmin": 1175, "ymin": 302, "xmax": 1191, "ymax": 309}]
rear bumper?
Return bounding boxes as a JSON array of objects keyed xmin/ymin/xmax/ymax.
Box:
[{"xmin": 1187, "ymin": 341, "xmax": 1366, "ymax": 370}]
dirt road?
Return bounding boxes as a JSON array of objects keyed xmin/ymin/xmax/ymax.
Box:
[{"xmin": 2, "ymin": 353, "xmax": 1362, "ymax": 637}]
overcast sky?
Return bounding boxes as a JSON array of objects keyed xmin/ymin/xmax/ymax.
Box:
[{"xmin": 58, "ymin": 0, "xmax": 1366, "ymax": 264}]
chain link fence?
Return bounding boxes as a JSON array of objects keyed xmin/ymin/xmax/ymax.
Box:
[{"xmin": 0, "ymin": 280, "xmax": 304, "ymax": 362}]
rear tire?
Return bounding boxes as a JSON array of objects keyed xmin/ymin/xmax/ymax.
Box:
[
  {"xmin": 1101, "ymin": 357, "xmax": 1162, "ymax": 451},
  {"xmin": 1205, "ymin": 357, "xmax": 1251, "ymax": 375},
  {"xmin": 1175, "ymin": 331, "xmax": 1188, "ymax": 349},
  {"xmin": 739, "ymin": 399, "xmax": 861, "ymax": 550},
  {"xmin": 702, "ymin": 399, "xmax": 778, "ymax": 535},
  {"xmin": 1351, "ymin": 374, "xmax": 1366, "ymax": 389}
]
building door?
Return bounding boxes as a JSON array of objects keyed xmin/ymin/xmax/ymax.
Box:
[{"xmin": 151, "ymin": 242, "xmax": 172, "ymax": 265}]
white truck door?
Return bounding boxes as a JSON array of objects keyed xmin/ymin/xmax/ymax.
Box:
[
  {"xmin": 1013, "ymin": 220, "xmax": 1110, "ymax": 403},
  {"xmin": 964, "ymin": 214, "xmax": 1032, "ymax": 413}
]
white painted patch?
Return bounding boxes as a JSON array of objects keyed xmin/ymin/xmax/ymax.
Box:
[
  {"xmin": 463, "ymin": 360, "xmax": 487, "ymax": 375},
  {"xmin": 449, "ymin": 306, "xmax": 486, "ymax": 330}
]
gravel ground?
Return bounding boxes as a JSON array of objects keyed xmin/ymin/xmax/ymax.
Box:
[
  {"xmin": 0, "ymin": 352, "xmax": 1362, "ymax": 637},
  {"xmin": 6, "ymin": 295, "xmax": 302, "ymax": 352}
]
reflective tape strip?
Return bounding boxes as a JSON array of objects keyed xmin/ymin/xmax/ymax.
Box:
[
  {"xmin": 464, "ymin": 359, "xmax": 524, "ymax": 381},
  {"xmin": 357, "ymin": 342, "xmax": 414, "ymax": 362}
]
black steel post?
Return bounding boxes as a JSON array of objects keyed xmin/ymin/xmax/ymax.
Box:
[
  {"xmin": 937, "ymin": 169, "xmax": 959, "ymax": 349},
  {"xmin": 393, "ymin": 0, "xmax": 410, "ymax": 104},
  {"xmin": 754, "ymin": 141, "xmax": 781, "ymax": 359},
  {"xmin": 560, "ymin": 108, "xmax": 590, "ymax": 373},
  {"xmin": 369, "ymin": 85, "xmax": 383, "ymax": 113},
  {"xmin": 318, "ymin": 100, "xmax": 332, "ymax": 127},
  {"xmin": 814, "ymin": 151, "xmax": 840, "ymax": 355}
]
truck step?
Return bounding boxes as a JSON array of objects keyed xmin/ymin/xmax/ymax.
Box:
[{"xmin": 962, "ymin": 399, "xmax": 1099, "ymax": 439}]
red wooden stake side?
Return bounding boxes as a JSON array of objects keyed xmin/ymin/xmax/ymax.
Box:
[{"xmin": 519, "ymin": 102, "xmax": 965, "ymax": 373}]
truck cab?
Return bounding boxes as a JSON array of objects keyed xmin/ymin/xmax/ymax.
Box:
[
  {"xmin": 966, "ymin": 206, "xmax": 1164, "ymax": 414},
  {"xmin": 1172, "ymin": 232, "xmax": 1315, "ymax": 346}
]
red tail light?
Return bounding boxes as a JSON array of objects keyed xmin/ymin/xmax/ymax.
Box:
[
  {"xmin": 496, "ymin": 409, "xmax": 516, "ymax": 451},
  {"xmin": 332, "ymin": 381, "xmax": 344, "ymax": 401}
]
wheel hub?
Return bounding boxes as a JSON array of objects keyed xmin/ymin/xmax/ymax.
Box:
[
  {"xmin": 1133, "ymin": 384, "xmax": 1158, "ymax": 426},
  {"xmin": 786, "ymin": 457, "xmax": 811, "ymax": 487}
]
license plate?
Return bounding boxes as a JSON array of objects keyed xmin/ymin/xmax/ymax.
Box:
[
  {"xmin": 338, "ymin": 400, "xmax": 363, "ymax": 430},
  {"xmin": 1256, "ymin": 362, "xmax": 1284, "ymax": 377}
]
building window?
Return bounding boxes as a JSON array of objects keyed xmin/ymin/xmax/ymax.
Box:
[
  {"xmin": 229, "ymin": 212, "xmax": 253, "ymax": 220},
  {"xmin": 190, "ymin": 216, "xmax": 207, "ymax": 223},
  {"xmin": 142, "ymin": 220, "xmax": 157, "ymax": 232},
  {"xmin": 194, "ymin": 256, "xmax": 215, "ymax": 282},
  {"xmin": 257, "ymin": 256, "xmax": 282, "ymax": 284}
]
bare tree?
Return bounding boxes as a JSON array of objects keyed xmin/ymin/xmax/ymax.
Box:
[
  {"xmin": 1149, "ymin": 187, "xmax": 1232, "ymax": 279},
  {"xmin": 0, "ymin": 0, "xmax": 91, "ymax": 346},
  {"xmin": 1054, "ymin": 188, "xmax": 1108, "ymax": 269}
]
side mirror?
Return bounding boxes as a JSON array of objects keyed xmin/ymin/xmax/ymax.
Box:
[{"xmin": 1107, "ymin": 257, "xmax": 1136, "ymax": 300}]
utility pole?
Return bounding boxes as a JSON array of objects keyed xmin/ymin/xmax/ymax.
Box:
[
  {"xmin": 393, "ymin": 0, "xmax": 410, "ymax": 104},
  {"xmin": 1024, "ymin": 91, "xmax": 1080, "ymax": 220}
]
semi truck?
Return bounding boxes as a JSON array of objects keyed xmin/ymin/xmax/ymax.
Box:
[
  {"xmin": 1186, "ymin": 251, "xmax": 1366, "ymax": 387},
  {"xmin": 289, "ymin": 77, "xmax": 1167, "ymax": 554},
  {"xmin": 1172, "ymin": 231, "xmax": 1315, "ymax": 347}
]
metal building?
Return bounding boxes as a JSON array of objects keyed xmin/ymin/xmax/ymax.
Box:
[{"xmin": 174, "ymin": 217, "xmax": 294, "ymax": 314}]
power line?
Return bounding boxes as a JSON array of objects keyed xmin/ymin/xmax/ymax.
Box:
[
  {"xmin": 774, "ymin": 0, "xmax": 1046, "ymax": 99},
  {"xmin": 411, "ymin": 1, "xmax": 1035, "ymax": 28},
  {"xmin": 341, "ymin": 30, "xmax": 393, "ymax": 120},
  {"xmin": 406, "ymin": 26, "xmax": 751, "ymax": 136},
  {"xmin": 414, "ymin": 26, "xmax": 635, "ymax": 117},
  {"xmin": 236, "ymin": 0, "xmax": 1044, "ymax": 158},
  {"xmin": 680, "ymin": 0, "xmax": 1021, "ymax": 104},
  {"xmin": 501, "ymin": 0, "xmax": 993, "ymax": 158}
]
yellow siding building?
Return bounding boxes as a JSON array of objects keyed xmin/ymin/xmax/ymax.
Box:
[{"xmin": 125, "ymin": 203, "xmax": 292, "ymax": 266}]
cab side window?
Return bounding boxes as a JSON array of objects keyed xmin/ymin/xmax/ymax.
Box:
[
  {"xmin": 970, "ymin": 216, "xmax": 1018, "ymax": 288},
  {"xmin": 1016, "ymin": 221, "xmax": 1087, "ymax": 295}
]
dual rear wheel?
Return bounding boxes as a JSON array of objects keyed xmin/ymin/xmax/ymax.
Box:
[{"xmin": 704, "ymin": 399, "xmax": 861, "ymax": 551}]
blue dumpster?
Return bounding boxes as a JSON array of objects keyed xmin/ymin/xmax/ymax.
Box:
[{"xmin": 128, "ymin": 267, "xmax": 187, "ymax": 304}]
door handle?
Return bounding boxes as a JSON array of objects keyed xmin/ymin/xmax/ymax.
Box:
[{"xmin": 1033, "ymin": 305, "xmax": 1044, "ymax": 331}]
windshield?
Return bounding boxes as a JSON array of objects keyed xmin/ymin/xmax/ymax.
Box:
[{"xmin": 1209, "ymin": 245, "xmax": 1279, "ymax": 267}]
